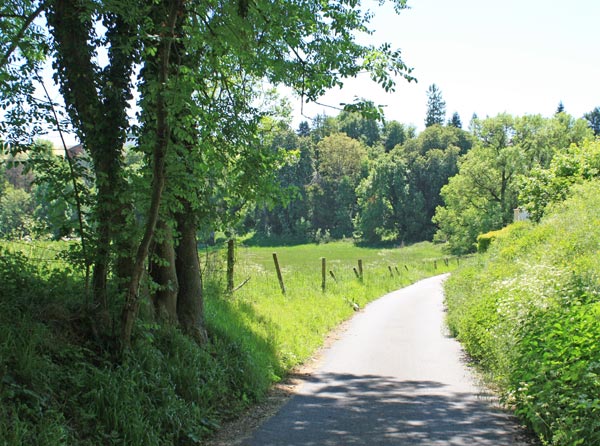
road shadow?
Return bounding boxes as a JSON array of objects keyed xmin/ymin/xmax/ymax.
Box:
[{"xmin": 243, "ymin": 372, "xmax": 537, "ymax": 446}]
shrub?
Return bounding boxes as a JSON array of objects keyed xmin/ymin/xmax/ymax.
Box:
[{"xmin": 445, "ymin": 180, "xmax": 600, "ymax": 445}]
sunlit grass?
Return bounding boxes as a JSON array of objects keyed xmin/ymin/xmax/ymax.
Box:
[{"xmin": 205, "ymin": 240, "xmax": 457, "ymax": 381}]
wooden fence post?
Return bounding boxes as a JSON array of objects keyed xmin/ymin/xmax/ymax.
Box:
[
  {"xmin": 272, "ymin": 252, "xmax": 285, "ymax": 295},
  {"xmin": 358, "ymin": 259, "xmax": 363, "ymax": 282},
  {"xmin": 329, "ymin": 270, "xmax": 337, "ymax": 283},
  {"xmin": 226, "ymin": 238, "xmax": 235, "ymax": 293},
  {"xmin": 388, "ymin": 265, "xmax": 394, "ymax": 277},
  {"xmin": 321, "ymin": 257, "xmax": 326, "ymax": 292}
]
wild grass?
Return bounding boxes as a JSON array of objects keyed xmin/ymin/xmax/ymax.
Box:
[
  {"xmin": 0, "ymin": 238, "xmax": 455, "ymax": 444},
  {"xmin": 444, "ymin": 180, "xmax": 600, "ymax": 446}
]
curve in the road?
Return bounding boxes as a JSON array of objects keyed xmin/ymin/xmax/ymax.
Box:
[{"xmin": 242, "ymin": 274, "xmax": 534, "ymax": 446}]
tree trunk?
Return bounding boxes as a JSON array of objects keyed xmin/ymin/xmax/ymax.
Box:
[
  {"xmin": 47, "ymin": 0, "xmax": 136, "ymax": 333},
  {"xmin": 120, "ymin": 0, "xmax": 183, "ymax": 350},
  {"xmin": 91, "ymin": 223, "xmax": 110, "ymax": 324},
  {"xmin": 149, "ymin": 220, "xmax": 178, "ymax": 323},
  {"xmin": 175, "ymin": 205, "xmax": 208, "ymax": 344}
]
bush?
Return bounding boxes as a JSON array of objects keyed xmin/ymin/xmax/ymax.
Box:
[
  {"xmin": 476, "ymin": 225, "xmax": 518, "ymax": 253},
  {"xmin": 445, "ymin": 180, "xmax": 600, "ymax": 445}
]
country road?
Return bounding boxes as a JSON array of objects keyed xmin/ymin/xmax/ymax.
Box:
[{"xmin": 241, "ymin": 274, "xmax": 535, "ymax": 446}]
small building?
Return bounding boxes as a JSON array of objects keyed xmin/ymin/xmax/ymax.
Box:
[{"xmin": 514, "ymin": 207, "xmax": 530, "ymax": 222}]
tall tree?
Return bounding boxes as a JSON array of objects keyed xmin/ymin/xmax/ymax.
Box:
[
  {"xmin": 46, "ymin": 0, "xmax": 141, "ymax": 326},
  {"xmin": 584, "ymin": 106, "xmax": 600, "ymax": 136},
  {"xmin": 354, "ymin": 148, "xmax": 420, "ymax": 243},
  {"xmin": 448, "ymin": 111, "xmax": 462, "ymax": 128},
  {"xmin": 401, "ymin": 125, "xmax": 471, "ymax": 240},
  {"xmin": 309, "ymin": 133, "xmax": 367, "ymax": 238},
  {"xmin": 424, "ymin": 83, "xmax": 446, "ymax": 127},
  {"xmin": 337, "ymin": 106, "xmax": 381, "ymax": 146},
  {"xmin": 555, "ymin": 101, "xmax": 565, "ymax": 114},
  {"xmin": 382, "ymin": 120, "xmax": 408, "ymax": 151}
]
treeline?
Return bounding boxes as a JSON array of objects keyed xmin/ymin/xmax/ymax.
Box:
[
  {"xmin": 242, "ymin": 108, "xmax": 596, "ymax": 253},
  {"xmin": 2, "ymin": 107, "xmax": 598, "ymax": 257},
  {"xmin": 245, "ymin": 111, "xmax": 471, "ymax": 245}
]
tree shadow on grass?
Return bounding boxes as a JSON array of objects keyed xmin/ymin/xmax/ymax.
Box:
[{"xmin": 244, "ymin": 372, "xmax": 538, "ymax": 446}]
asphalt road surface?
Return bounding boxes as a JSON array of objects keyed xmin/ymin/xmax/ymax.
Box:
[{"xmin": 242, "ymin": 274, "xmax": 534, "ymax": 446}]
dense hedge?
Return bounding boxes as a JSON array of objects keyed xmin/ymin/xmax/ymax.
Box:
[{"xmin": 445, "ymin": 180, "xmax": 600, "ymax": 446}]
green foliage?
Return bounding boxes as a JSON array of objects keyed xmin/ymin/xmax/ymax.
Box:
[
  {"xmin": 354, "ymin": 148, "xmax": 414, "ymax": 243},
  {"xmin": 476, "ymin": 226, "xmax": 512, "ymax": 253},
  {"xmin": 444, "ymin": 180, "xmax": 600, "ymax": 445},
  {"xmin": 337, "ymin": 106, "xmax": 381, "ymax": 147},
  {"xmin": 0, "ymin": 183, "xmax": 35, "ymax": 238},
  {"xmin": 434, "ymin": 113, "xmax": 592, "ymax": 254},
  {"xmin": 382, "ymin": 120, "xmax": 411, "ymax": 151},
  {"xmin": 0, "ymin": 244, "xmax": 266, "ymax": 445},
  {"xmin": 309, "ymin": 133, "xmax": 367, "ymax": 238},
  {"xmin": 448, "ymin": 111, "xmax": 462, "ymax": 128},
  {"xmin": 584, "ymin": 106, "xmax": 600, "ymax": 136},
  {"xmin": 519, "ymin": 139, "xmax": 600, "ymax": 221},
  {"xmin": 0, "ymin": 0, "xmax": 50, "ymax": 145}
]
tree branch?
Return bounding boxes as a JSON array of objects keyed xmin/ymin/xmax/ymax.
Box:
[{"xmin": 0, "ymin": 1, "xmax": 45, "ymax": 69}]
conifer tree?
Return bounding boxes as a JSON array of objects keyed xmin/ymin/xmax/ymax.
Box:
[
  {"xmin": 424, "ymin": 84, "xmax": 446, "ymax": 127},
  {"xmin": 448, "ymin": 111, "xmax": 462, "ymax": 128}
]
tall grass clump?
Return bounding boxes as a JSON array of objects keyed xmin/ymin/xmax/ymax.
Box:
[
  {"xmin": 445, "ymin": 180, "xmax": 600, "ymax": 446},
  {"xmin": 0, "ymin": 245, "xmax": 273, "ymax": 445}
]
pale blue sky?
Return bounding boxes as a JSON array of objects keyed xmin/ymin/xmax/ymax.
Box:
[{"xmin": 291, "ymin": 0, "xmax": 600, "ymax": 129}]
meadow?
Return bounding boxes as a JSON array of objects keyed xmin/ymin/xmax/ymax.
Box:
[{"xmin": 205, "ymin": 241, "xmax": 456, "ymax": 381}]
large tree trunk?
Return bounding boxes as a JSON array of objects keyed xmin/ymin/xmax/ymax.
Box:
[
  {"xmin": 149, "ymin": 220, "xmax": 178, "ymax": 323},
  {"xmin": 175, "ymin": 204, "xmax": 208, "ymax": 344},
  {"xmin": 120, "ymin": 0, "xmax": 183, "ymax": 351},
  {"xmin": 47, "ymin": 0, "xmax": 136, "ymax": 333}
]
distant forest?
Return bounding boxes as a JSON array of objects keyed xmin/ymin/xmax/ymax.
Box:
[
  {"xmin": 243, "ymin": 102, "xmax": 597, "ymax": 253},
  {"xmin": 2, "ymin": 98, "xmax": 599, "ymax": 255}
]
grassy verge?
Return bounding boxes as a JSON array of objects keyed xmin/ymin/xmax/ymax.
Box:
[
  {"xmin": 444, "ymin": 180, "xmax": 600, "ymax": 446},
  {"xmin": 0, "ymin": 239, "xmax": 455, "ymax": 444}
]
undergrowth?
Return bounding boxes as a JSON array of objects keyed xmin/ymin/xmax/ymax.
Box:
[
  {"xmin": 0, "ymin": 240, "xmax": 455, "ymax": 444},
  {"xmin": 444, "ymin": 180, "xmax": 600, "ymax": 446}
]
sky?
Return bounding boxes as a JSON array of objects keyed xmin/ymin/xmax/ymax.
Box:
[{"xmin": 289, "ymin": 0, "xmax": 600, "ymax": 131}]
